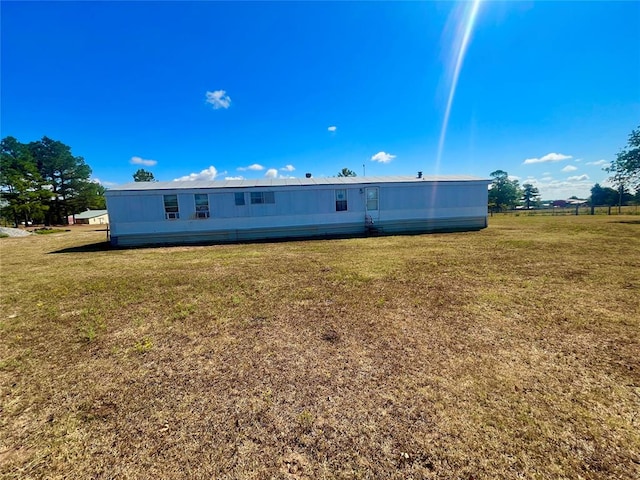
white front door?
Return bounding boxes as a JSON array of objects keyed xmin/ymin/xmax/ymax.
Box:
[{"xmin": 365, "ymin": 187, "xmax": 379, "ymax": 222}]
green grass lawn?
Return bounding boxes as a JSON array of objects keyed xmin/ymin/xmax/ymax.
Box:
[{"xmin": 1, "ymin": 217, "xmax": 639, "ymax": 479}]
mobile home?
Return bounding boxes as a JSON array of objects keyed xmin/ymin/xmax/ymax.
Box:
[{"xmin": 105, "ymin": 175, "xmax": 489, "ymax": 247}]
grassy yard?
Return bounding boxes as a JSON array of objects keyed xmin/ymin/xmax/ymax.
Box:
[{"xmin": 1, "ymin": 217, "xmax": 639, "ymax": 479}]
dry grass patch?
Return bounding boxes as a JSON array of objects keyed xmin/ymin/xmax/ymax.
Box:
[{"xmin": 1, "ymin": 217, "xmax": 639, "ymax": 479}]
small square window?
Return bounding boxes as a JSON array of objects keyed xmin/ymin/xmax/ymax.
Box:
[{"xmin": 235, "ymin": 192, "xmax": 245, "ymax": 206}]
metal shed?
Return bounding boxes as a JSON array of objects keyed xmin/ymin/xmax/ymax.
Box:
[{"xmin": 105, "ymin": 175, "xmax": 489, "ymax": 247}]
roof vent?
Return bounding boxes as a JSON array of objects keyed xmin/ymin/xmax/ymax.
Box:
[
  {"xmin": 417, "ymin": 171, "xmax": 423, "ymax": 179},
  {"xmin": 305, "ymin": 173, "xmax": 312, "ymax": 178}
]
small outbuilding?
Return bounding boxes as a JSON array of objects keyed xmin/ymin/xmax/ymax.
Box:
[
  {"xmin": 73, "ymin": 209, "xmax": 109, "ymax": 225},
  {"xmin": 105, "ymin": 175, "xmax": 489, "ymax": 247}
]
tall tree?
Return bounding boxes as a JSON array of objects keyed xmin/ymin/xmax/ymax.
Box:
[
  {"xmin": 337, "ymin": 168, "xmax": 356, "ymax": 177},
  {"xmin": 69, "ymin": 181, "xmax": 107, "ymax": 213},
  {"xmin": 0, "ymin": 137, "xmax": 51, "ymax": 227},
  {"xmin": 521, "ymin": 183, "xmax": 540, "ymax": 209},
  {"xmin": 27, "ymin": 136, "xmax": 92, "ymax": 224},
  {"xmin": 590, "ymin": 183, "xmax": 615, "ymax": 206},
  {"xmin": 605, "ymin": 126, "xmax": 640, "ymax": 192},
  {"xmin": 133, "ymin": 168, "xmax": 156, "ymax": 182},
  {"xmin": 488, "ymin": 170, "xmax": 521, "ymax": 212}
]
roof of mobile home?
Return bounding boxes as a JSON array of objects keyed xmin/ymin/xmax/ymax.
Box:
[{"xmin": 107, "ymin": 175, "xmax": 489, "ymax": 192}]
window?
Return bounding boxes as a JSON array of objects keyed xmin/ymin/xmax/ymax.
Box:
[
  {"xmin": 194, "ymin": 194, "xmax": 210, "ymax": 219},
  {"xmin": 335, "ymin": 189, "xmax": 347, "ymax": 211},
  {"xmin": 366, "ymin": 188, "xmax": 378, "ymax": 211},
  {"xmin": 250, "ymin": 191, "xmax": 275, "ymax": 204},
  {"xmin": 164, "ymin": 194, "xmax": 179, "ymax": 219},
  {"xmin": 235, "ymin": 192, "xmax": 245, "ymax": 206}
]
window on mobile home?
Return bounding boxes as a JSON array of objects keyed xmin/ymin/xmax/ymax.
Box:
[
  {"xmin": 335, "ymin": 189, "xmax": 347, "ymax": 211},
  {"xmin": 194, "ymin": 194, "xmax": 210, "ymax": 218},
  {"xmin": 164, "ymin": 195, "xmax": 179, "ymax": 219},
  {"xmin": 250, "ymin": 191, "xmax": 275, "ymax": 204}
]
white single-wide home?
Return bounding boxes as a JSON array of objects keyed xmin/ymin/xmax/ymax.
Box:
[{"xmin": 105, "ymin": 175, "xmax": 490, "ymax": 247}]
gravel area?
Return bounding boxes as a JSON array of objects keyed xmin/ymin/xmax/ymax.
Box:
[{"xmin": 0, "ymin": 226, "xmax": 32, "ymax": 237}]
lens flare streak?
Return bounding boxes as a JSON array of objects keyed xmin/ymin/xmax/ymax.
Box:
[{"xmin": 435, "ymin": 0, "xmax": 482, "ymax": 173}]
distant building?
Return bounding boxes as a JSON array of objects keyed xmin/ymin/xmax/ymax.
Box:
[
  {"xmin": 72, "ymin": 209, "xmax": 109, "ymax": 225},
  {"xmin": 105, "ymin": 175, "xmax": 490, "ymax": 247}
]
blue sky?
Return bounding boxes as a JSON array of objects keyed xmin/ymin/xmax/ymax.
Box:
[{"xmin": 2, "ymin": 1, "xmax": 639, "ymax": 199}]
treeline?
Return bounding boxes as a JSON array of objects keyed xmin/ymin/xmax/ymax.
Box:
[
  {"xmin": 489, "ymin": 126, "xmax": 640, "ymax": 211},
  {"xmin": 488, "ymin": 169, "xmax": 640, "ymax": 212},
  {"xmin": 0, "ymin": 136, "xmax": 105, "ymax": 227}
]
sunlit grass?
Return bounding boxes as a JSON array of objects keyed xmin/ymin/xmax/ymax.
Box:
[{"xmin": 1, "ymin": 219, "xmax": 639, "ymax": 478}]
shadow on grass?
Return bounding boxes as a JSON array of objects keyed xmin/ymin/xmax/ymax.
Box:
[
  {"xmin": 612, "ymin": 220, "xmax": 640, "ymax": 225},
  {"xmin": 49, "ymin": 227, "xmax": 486, "ymax": 254},
  {"xmin": 49, "ymin": 242, "xmax": 113, "ymax": 254}
]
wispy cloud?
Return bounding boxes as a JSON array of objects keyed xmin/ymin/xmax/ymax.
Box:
[
  {"xmin": 225, "ymin": 176, "xmax": 244, "ymax": 180},
  {"xmin": 280, "ymin": 164, "xmax": 295, "ymax": 172},
  {"xmin": 586, "ymin": 159, "xmax": 609, "ymax": 166},
  {"xmin": 130, "ymin": 156, "xmax": 157, "ymax": 167},
  {"xmin": 327, "ymin": 126, "xmax": 337, "ymax": 132},
  {"xmin": 92, "ymin": 178, "xmax": 118, "ymax": 187},
  {"xmin": 561, "ymin": 165, "xmax": 578, "ymax": 172},
  {"xmin": 238, "ymin": 163, "xmax": 264, "ymax": 171},
  {"xmin": 370, "ymin": 151, "xmax": 396, "ymax": 163},
  {"xmin": 523, "ymin": 153, "xmax": 572, "ymax": 165},
  {"xmin": 174, "ymin": 166, "xmax": 218, "ymax": 181},
  {"xmin": 265, "ymin": 168, "xmax": 278, "ymax": 178},
  {"xmin": 567, "ymin": 174, "xmax": 589, "ymax": 182},
  {"xmin": 205, "ymin": 90, "xmax": 231, "ymax": 109}
]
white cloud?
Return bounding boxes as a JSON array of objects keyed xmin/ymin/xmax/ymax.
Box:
[
  {"xmin": 130, "ymin": 156, "xmax": 157, "ymax": 167},
  {"xmin": 370, "ymin": 151, "xmax": 396, "ymax": 163},
  {"xmin": 328, "ymin": 125, "xmax": 337, "ymax": 132},
  {"xmin": 519, "ymin": 175, "xmax": 596, "ymax": 199},
  {"xmin": 174, "ymin": 166, "xmax": 218, "ymax": 181},
  {"xmin": 265, "ymin": 168, "xmax": 278, "ymax": 178},
  {"xmin": 238, "ymin": 163, "xmax": 264, "ymax": 171},
  {"xmin": 523, "ymin": 153, "xmax": 572, "ymax": 165},
  {"xmin": 225, "ymin": 176, "xmax": 244, "ymax": 180},
  {"xmin": 561, "ymin": 165, "xmax": 578, "ymax": 172},
  {"xmin": 91, "ymin": 177, "xmax": 118, "ymax": 187},
  {"xmin": 586, "ymin": 159, "xmax": 609, "ymax": 166},
  {"xmin": 279, "ymin": 164, "xmax": 295, "ymax": 172},
  {"xmin": 205, "ymin": 90, "xmax": 231, "ymax": 109},
  {"xmin": 567, "ymin": 174, "xmax": 589, "ymax": 182}
]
